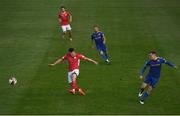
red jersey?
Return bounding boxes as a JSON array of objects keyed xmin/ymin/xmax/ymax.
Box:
[
  {"xmin": 58, "ymin": 11, "xmax": 71, "ymax": 26},
  {"xmin": 62, "ymin": 53, "xmax": 86, "ymax": 71}
]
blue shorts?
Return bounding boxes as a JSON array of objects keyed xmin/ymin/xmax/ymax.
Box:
[
  {"xmin": 144, "ymin": 75, "xmax": 159, "ymax": 88},
  {"xmin": 96, "ymin": 44, "xmax": 107, "ymax": 52}
]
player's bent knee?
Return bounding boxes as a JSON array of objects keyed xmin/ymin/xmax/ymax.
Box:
[{"xmin": 100, "ymin": 51, "xmax": 104, "ymax": 55}]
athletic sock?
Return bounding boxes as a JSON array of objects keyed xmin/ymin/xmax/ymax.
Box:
[
  {"xmin": 140, "ymin": 88, "xmax": 144, "ymax": 94},
  {"xmin": 105, "ymin": 52, "xmax": 108, "ymax": 59},
  {"xmin": 101, "ymin": 53, "xmax": 108, "ymax": 61},
  {"xmin": 71, "ymin": 81, "xmax": 78, "ymax": 90},
  {"xmin": 140, "ymin": 91, "xmax": 149, "ymax": 101}
]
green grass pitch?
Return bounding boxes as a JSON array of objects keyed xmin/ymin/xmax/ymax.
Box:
[{"xmin": 0, "ymin": 0, "xmax": 180, "ymax": 114}]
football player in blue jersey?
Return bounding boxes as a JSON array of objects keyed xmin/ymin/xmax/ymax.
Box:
[
  {"xmin": 91, "ymin": 26, "xmax": 110, "ymax": 64},
  {"xmin": 139, "ymin": 51, "xmax": 177, "ymax": 104}
]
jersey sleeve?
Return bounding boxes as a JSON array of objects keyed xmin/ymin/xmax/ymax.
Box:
[
  {"xmin": 78, "ymin": 54, "xmax": 86, "ymax": 60},
  {"xmin": 140, "ymin": 61, "xmax": 150, "ymax": 76},
  {"xmin": 62, "ymin": 54, "xmax": 67, "ymax": 60},
  {"xmin": 67, "ymin": 12, "xmax": 71, "ymax": 16},
  {"xmin": 101, "ymin": 32, "xmax": 105, "ymax": 38},
  {"xmin": 161, "ymin": 57, "xmax": 176, "ymax": 68}
]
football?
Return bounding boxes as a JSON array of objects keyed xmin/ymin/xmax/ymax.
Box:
[{"xmin": 9, "ymin": 77, "xmax": 17, "ymax": 85}]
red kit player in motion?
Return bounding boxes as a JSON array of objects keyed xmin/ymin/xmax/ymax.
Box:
[
  {"xmin": 58, "ymin": 6, "xmax": 73, "ymax": 41},
  {"xmin": 49, "ymin": 48, "xmax": 98, "ymax": 95}
]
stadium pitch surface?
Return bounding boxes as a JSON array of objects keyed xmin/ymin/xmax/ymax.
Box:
[{"xmin": 0, "ymin": 0, "xmax": 180, "ymax": 114}]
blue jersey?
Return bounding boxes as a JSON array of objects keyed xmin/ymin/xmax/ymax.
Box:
[
  {"xmin": 140, "ymin": 57, "xmax": 175, "ymax": 78},
  {"xmin": 91, "ymin": 31, "xmax": 105, "ymax": 47}
]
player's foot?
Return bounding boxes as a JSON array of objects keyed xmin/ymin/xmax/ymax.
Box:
[
  {"xmin": 78, "ymin": 88, "xmax": 85, "ymax": 96},
  {"xmin": 105, "ymin": 59, "xmax": 110, "ymax": 64},
  {"xmin": 139, "ymin": 100, "xmax": 144, "ymax": 105},
  {"xmin": 69, "ymin": 89, "xmax": 75, "ymax": 95},
  {"xmin": 138, "ymin": 92, "xmax": 143, "ymax": 97},
  {"xmin": 69, "ymin": 38, "xmax": 73, "ymax": 41}
]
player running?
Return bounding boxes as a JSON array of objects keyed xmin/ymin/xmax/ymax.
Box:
[
  {"xmin": 138, "ymin": 51, "xmax": 177, "ymax": 104},
  {"xmin": 58, "ymin": 6, "xmax": 73, "ymax": 41},
  {"xmin": 49, "ymin": 48, "xmax": 98, "ymax": 95},
  {"xmin": 91, "ymin": 26, "xmax": 110, "ymax": 64}
]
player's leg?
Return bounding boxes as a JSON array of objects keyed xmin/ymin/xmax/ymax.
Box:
[
  {"xmin": 66, "ymin": 25, "xmax": 72, "ymax": 41},
  {"xmin": 68, "ymin": 70, "xmax": 85, "ymax": 95},
  {"xmin": 71, "ymin": 73, "xmax": 78, "ymax": 90},
  {"xmin": 71, "ymin": 73, "xmax": 85, "ymax": 95},
  {"xmin": 99, "ymin": 49, "xmax": 108, "ymax": 63},
  {"xmin": 139, "ymin": 75, "xmax": 151, "ymax": 97},
  {"xmin": 68, "ymin": 71, "xmax": 77, "ymax": 95},
  {"xmin": 140, "ymin": 77, "xmax": 158, "ymax": 104},
  {"xmin": 67, "ymin": 30, "xmax": 72, "ymax": 41},
  {"xmin": 103, "ymin": 48, "xmax": 110, "ymax": 64},
  {"xmin": 99, "ymin": 50, "xmax": 106, "ymax": 60},
  {"xmin": 140, "ymin": 85, "xmax": 153, "ymax": 104},
  {"xmin": 139, "ymin": 82, "xmax": 148, "ymax": 97},
  {"xmin": 68, "ymin": 73, "xmax": 78, "ymax": 95},
  {"xmin": 98, "ymin": 45, "xmax": 110, "ymax": 64},
  {"xmin": 61, "ymin": 25, "xmax": 67, "ymax": 39}
]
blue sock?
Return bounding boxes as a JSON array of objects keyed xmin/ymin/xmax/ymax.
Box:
[
  {"xmin": 140, "ymin": 91, "xmax": 149, "ymax": 101},
  {"xmin": 101, "ymin": 53, "xmax": 108, "ymax": 61},
  {"xmin": 105, "ymin": 52, "xmax": 108, "ymax": 59}
]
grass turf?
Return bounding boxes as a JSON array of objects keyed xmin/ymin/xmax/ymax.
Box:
[{"xmin": 0, "ymin": 0, "xmax": 180, "ymax": 114}]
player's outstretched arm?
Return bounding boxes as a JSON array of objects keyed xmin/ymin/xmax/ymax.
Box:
[
  {"xmin": 103, "ymin": 35, "xmax": 106, "ymax": 44},
  {"xmin": 140, "ymin": 61, "xmax": 149, "ymax": 79},
  {"xmin": 91, "ymin": 36, "xmax": 95, "ymax": 48},
  {"xmin": 84, "ymin": 57, "xmax": 98, "ymax": 65},
  {"xmin": 49, "ymin": 57, "xmax": 64, "ymax": 66},
  {"xmin": 164, "ymin": 60, "xmax": 177, "ymax": 69},
  {"xmin": 69, "ymin": 14, "xmax": 72, "ymax": 23},
  {"xmin": 91, "ymin": 40, "xmax": 95, "ymax": 48}
]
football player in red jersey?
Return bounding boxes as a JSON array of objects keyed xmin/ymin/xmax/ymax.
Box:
[
  {"xmin": 49, "ymin": 48, "xmax": 98, "ymax": 95},
  {"xmin": 58, "ymin": 6, "xmax": 73, "ymax": 41}
]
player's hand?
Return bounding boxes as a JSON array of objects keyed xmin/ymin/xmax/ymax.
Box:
[
  {"xmin": 103, "ymin": 41, "xmax": 106, "ymax": 44},
  {"xmin": 140, "ymin": 75, "xmax": 144, "ymax": 80},
  {"xmin": 94, "ymin": 61, "xmax": 98, "ymax": 65},
  {"xmin": 48, "ymin": 64, "xmax": 55, "ymax": 67}
]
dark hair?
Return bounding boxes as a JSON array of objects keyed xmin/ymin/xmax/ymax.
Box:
[
  {"xmin": 149, "ymin": 51, "xmax": 157, "ymax": 55},
  {"xmin": 68, "ymin": 48, "xmax": 75, "ymax": 52},
  {"xmin": 60, "ymin": 6, "xmax": 66, "ymax": 9}
]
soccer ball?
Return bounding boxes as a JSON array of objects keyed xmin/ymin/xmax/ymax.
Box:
[{"xmin": 9, "ymin": 77, "xmax": 17, "ymax": 85}]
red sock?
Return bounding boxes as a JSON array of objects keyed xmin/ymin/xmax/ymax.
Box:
[{"xmin": 71, "ymin": 81, "xmax": 78, "ymax": 90}]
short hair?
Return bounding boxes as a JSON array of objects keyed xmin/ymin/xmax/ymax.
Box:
[
  {"xmin": 149, "ymin": 51, "xmax": 157, "ymax": 55},
  {"xmin": 60, "ymin": 6, "xmax": 66, "ymax": 9},
  {"xmin": 68, "ymin": 48, "xmax": 75, "ymax": 52},
  {"xmin": 93, "ymin": 25, "xmax": 99, "ymax": 28}
]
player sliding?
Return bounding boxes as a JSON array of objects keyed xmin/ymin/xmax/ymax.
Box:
[
  {"xmin": 58, "ymin": 6, "xmax": 73, "ymax": 41},
  {"xmin": 49, "ymin": 48, "xmax": 98, "ymax": 95},
  {"xmin": 138, "ymin": 51, "xmax": 177, "ymax": 104},
  {"xmin": 91, "ymin": 26, "xmax": 110, "ymax": 64}
]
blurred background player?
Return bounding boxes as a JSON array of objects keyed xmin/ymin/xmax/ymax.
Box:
[
  {"xmin": 58, "ymin": 6, "xmax": 73, "ymax": 41},
  {"xmin": 91, "ymin": 25, "xmax": 110, "ymax": 64},
  {"xmin": 49, "ymin": 48, "xmax": 98, "ymax": 95},
  {"xmin": 138, "ymin": 51, "xmax": 177, "ymax": 104}
]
